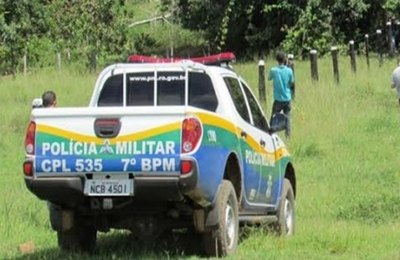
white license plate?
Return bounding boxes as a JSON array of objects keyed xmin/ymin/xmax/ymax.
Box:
[{"xmin": 84, "ymin": 179, "xmax": 133, "ymax": 196}]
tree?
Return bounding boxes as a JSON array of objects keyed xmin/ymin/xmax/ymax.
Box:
[
  {"xmin": 163, "ymin": 0, "xmax": 394, "ymax": 58},
  {"xmin": 384, "ymin": 0, "xmax": 400, "ymax": 16},
  {"xmin": 0, "ymin": 0, "xmax": 51, "ymax": 74},
  {"xmin": 48, "ymin": 0, "xmax": 128, "ymax": 71},
  {"xmin": 283, "ymin": 0, "xmax": 333, "ymax": 57},
  {"xmin": 0, "ymin": 0, "xmax": 129, "ymax": 75},
  {"xmin": 161, "ymin": 0, "xmax": 306, "ymax": 58}
]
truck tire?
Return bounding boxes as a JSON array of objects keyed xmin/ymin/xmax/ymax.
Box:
[
  {"xmin": 274, "ymin": 178, "xmax": 295, "ymax": 235},
  {"xmin": 57, "ymin": 217, "xmax": 97, "ymax": 253},
  {"xmin": 203, "ymin": 180, "xmax": 238, "ymax": 257}
]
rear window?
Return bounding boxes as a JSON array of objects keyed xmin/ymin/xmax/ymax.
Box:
[
  {"xmin": 98, "ymin": 74, "xmax": 123, "ymax": 107},
  {"xmin": 127, "ymin": 71, "xmax": 185, "ymax": 106},
  {"xmin": 97, "ymin": 71, "xmax": 218, "ymax": 111},
  {"xmin": 127, "ymin": 72, "xmax": 156, "ymax": 106}
]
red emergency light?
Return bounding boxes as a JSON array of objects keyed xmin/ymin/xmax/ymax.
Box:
[{"xmin": 127, "ymin": 52, "xmax": 235, "ymax": 65}]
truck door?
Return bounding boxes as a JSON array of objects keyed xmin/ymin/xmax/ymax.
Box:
[
  {"xmin": 240, "ymin": 81, "xmax": 280, "ymax": 206},
  {"xmin": 223, "ymin": 77, "xmax": 261, "ymax": 204}
]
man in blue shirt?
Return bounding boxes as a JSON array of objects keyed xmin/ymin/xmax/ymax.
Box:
[{"xmin": 268, "ymin": 51, "xmax": 294, "ymax": 138}]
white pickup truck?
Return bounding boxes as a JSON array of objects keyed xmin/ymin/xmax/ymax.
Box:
[{"xmin": 23, "ymin": 53, "xmax": 296, "ymax": 256}]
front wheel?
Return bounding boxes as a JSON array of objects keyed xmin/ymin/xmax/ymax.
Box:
[
  {"xmin": 203, "ymin": 180, "xmax": 239, "ymax": 257},
  {"xmin": 274, "ymin": 178, "xmax": 295, "ymax": 235}
]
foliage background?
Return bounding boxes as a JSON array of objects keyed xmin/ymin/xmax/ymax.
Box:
[
  {"xmin": 1, "ymin": 0, "xmax": 400, "ymax": 75},
  {"xmin": 2, "ymin": 1, "xmax": 400, "ymax": 258},
  {"xmin": 1, "ymin": 53, "xmax": 400, "ymax": 259}
]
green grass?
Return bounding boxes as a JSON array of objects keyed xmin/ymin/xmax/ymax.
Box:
[{"xmin": 2, "ymin": 55, "xmax": 400, "ymax": 259}]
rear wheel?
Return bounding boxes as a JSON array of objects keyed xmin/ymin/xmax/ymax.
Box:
[
  {"xmin": 57, "ymin": 216, "xmax": 97, "ymax": 253},
  {"xmin": 203, "ymin": 180, "xmax": 238, "ymax": 257},
  {"xmin": 274, "ymin": 178, "xmax": 295, "ymax": 235}
]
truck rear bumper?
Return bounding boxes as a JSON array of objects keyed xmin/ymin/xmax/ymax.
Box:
[
  {"xmin": 25, "ymin": 177, "xmax": 84, "ymax": 206},
  {"xmin": 24, "ymin": 172, "xmax": 198, "ymax": 207}
]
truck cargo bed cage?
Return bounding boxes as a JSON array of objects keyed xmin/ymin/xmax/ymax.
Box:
[{"xmin": 127, "ymin": 52, "xmax": 235, "ymax": 67}]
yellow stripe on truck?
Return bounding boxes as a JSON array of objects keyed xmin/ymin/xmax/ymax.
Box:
[{"xmin": 37, "ymin": 122, "xmax": 181, "ymax": 144}]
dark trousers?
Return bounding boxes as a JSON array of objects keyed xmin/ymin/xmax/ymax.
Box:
[{"xmin": 271, "ymin": 100, "xmax": 291, "ymax": 137}]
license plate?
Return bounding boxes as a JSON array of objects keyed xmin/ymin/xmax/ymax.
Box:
[{"xmin": 84, "ymin": 179, "xmax": 133, "ymax": 196}]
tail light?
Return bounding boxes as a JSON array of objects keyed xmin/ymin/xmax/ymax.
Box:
[
  {"xmin": 180, "ymin": 160, "xmax": 193, "ymax": 175},
  {"xmin": 23, "ymin": 161, "xmax": 33, "ymax": 176},
  {"xmin": 25, "ymin": 121, "xmax": 36, "ymax": 155},
  {"xmin": 181, "ymin": 117, "xmax": 202, "ymax": 154}
]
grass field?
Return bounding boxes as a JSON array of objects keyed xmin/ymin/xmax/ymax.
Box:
[{"xmin": 1, "ymin": 55, "xmax": 400, "ymax": 259}]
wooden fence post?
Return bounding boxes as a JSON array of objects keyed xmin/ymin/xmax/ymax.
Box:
[
  {"xmin": 56, "ymin": 53, "xmax": 61, "ymax": 70},
  {"xmin": 376, "ymin": 29, "xmax": 383, "ymax": 66},
  {"xmin": 349, "ymin": 40, "xmax": 357, "ymax": 73},
  {"xmin": 258, "ymin": 60, "xmax": 266, "ymax": 104},
  {"xmin": 387, "ymin": 21, "xmax": 395, "ymax": 57},
  {"xmin": 90, "ymin": 51, "xmax": 97, "ymax": 72},
  {"xmin": 396, "ymin": 21, "xmax": 400, "ymax": 54},
  {"xmin": 23, "ymin": 53, "xmax": 27, "ymax": 76},
  {"xmin": 365, "ymin": 34, "xmax": 370, "ymax": 68},
  {"xmin": 310, "ymin": 50, "xmax": 319, "ymax": 82},
  {"xmin": 331, "ymin": 46, "xmax": 339, "ymax": 84}
]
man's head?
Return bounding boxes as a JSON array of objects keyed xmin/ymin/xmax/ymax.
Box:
[
  {"xmin": 276, "ymin": 51, "xmax": 286, "ymax": 65},
  {"xmin": 42, "ymin": 90, "xmax": 57, "ymax": 107}
]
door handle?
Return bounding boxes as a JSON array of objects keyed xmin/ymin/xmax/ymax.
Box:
[
  {"xmin": 94, "ymin": 118, "xmax": 121, "ymax": 138},
  {"xmin": 260, "ymin": 139, "xmax": 266, "ymax": 147},
  {"xmin": 240, "ymin": 130, "xmax": 247, "ymax": 138}
]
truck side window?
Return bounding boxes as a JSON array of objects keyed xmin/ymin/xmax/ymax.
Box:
[
  {"xmin": 242, "ymin": 82, "xmax": 269, "ymax": 131},
  {"xmin": 224, "ymin": 77, "xmax": 250, "ymax": 123},
  {"xmin": 126, "ymin": 72, "xmax": 154, "ymax": 106},
  {"xmin": 98, "ymin": 74, "xmax": 123, "ymax": 106},
  {"xmin": 189, "ymin": 72, "xmax": 218, "ymax": 111}
]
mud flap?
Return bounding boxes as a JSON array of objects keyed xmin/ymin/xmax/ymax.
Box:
[
  {"xmin": 204, "ymin": 183, "xmax": 223, "ymax": 230},
  {"xmin": 48, "ymin": 203, "xmax": 74, "ymax": 231}
]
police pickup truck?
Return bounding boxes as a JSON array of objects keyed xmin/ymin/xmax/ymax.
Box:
[{"xmin": 23, "ymin": 53, "xmax": 296, "ymax": 256}]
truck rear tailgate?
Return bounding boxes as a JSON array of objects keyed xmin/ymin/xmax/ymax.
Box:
[{"xmin": 32, "ymin": 106, "xmax": 185, "ymax": 177}]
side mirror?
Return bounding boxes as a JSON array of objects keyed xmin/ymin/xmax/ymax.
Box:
[
  {"xmin": 269, "ymin": 113, "xmax": 287, "ymax": 133},
  {"xmin": 32, "ymin": 98, "xmax": 43, "ymax": 108}
]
